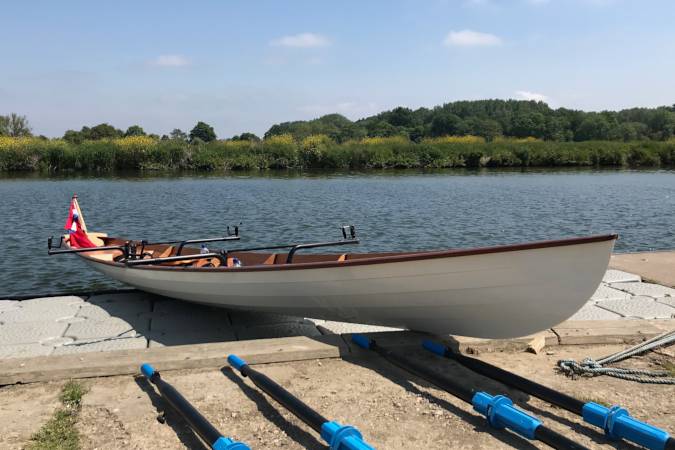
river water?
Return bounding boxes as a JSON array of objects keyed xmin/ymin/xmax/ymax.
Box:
[{"xmin": 1, "ymin": 169, "xmax": 674, "ymax": 296}]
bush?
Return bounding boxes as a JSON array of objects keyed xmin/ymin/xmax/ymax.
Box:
[{"xmin": 0, "ymin": 136, "xmax": 673, "ymax": 172}]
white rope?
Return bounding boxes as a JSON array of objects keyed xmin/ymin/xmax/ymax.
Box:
[{"xmin": 557, "ymin": 330, "xmax": 675, "ymax": 384}]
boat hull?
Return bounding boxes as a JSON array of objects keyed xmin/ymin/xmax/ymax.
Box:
[{"xmin": 81, "ymin": 237, "xmax": 615, "ymax": 338}]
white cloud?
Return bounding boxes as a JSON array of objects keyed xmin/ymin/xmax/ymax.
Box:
[
  {"xmin": 515, "ymin": 90, "xmax": 548, "ymax": 102},
  {"xmin": 443, "ymin": 30, "xmax": 502, "ymax": 47},
  {"xmin": 149, "ymin": 55, "xmax": 190, "ymax": 67},
  {"xmin": 270, "ymin": 33, "xmax": 330, "ymax": 48}
]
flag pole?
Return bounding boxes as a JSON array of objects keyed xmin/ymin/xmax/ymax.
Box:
[{"xmin": 72, "ymin": 194, "xmax": 88, "ymax": 233}]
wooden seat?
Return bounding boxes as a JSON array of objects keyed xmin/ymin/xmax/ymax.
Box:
[
  {"xmin": 262, "ymin": 254, "xmax": 278, "ymax": 265},
  {"xmin": 156, "ymin": 246, "xmax": 175, "ymax": 258},
  {"xmin": 193, "ymin": 258, "xmax": 221, "ymax": 268}
]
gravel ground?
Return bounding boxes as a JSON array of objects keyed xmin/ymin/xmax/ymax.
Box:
[{"xmin": 0, "ymin": 343, "xmax": 673, "ymax": 449}]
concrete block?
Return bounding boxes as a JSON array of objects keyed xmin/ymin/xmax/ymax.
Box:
[
  {"xmin": 19, "ymin": 296, "xmax": 85, "ymax": 307},
  {"xmin": 64, "ymin": 318, "xmax": 139, "ymax": 340},
  {"xmin": 552, "ymin": 320, "xmax": 664, "ymax": 345},
  {"xmin": 656, "ymin": 297, "xmax": 675, "ymax": 309},
  {"xmin": 0, "ymin": 322, "xmax": 68, "ymax": 345},
  {"xmin": 77, "ymin": 301, "xmax": 150, "ymax": 320},
  {"xmin": 150, "ymin": 311, "xmax": 232, "ymax": 332},
  {"xmin": 596, "ymin": 296, "xmax": 675, "ymax": 319},
  {"xmin": 147, "ymin": 329, "xmax": 237, "ymax": 347},
  {"xmin": 0, "ymin": 304, "xmax": 81, "ymax": 324},
  {"xmin": 236, "ymin": 322, "xmax": 322, "ymax": 340},
  {"xmin": 0, "ymin": 343, "xmax": 53, "ymax": 359},
  {"xmin": 76, "ymin": 305, "xmax": 150, "ymax": 331},
  {"xmin": 568, "ymin": 303, "xmax": 623, "ymax": 320},
  {"xmin": 229, "ymin": 310, "xmax": 307, "ymax": 328},
  {"xmin": 308, "ymin": 319, "xmax": 402, "ymax": 335},
  {"xmin": 0, "ymin": 300, "xmax": 20, "ymax": 313},
  {"xmin": 0, "ymin": 335, "xmax": 346, "ymax": 384},
  {"xmin": 152, "ymin": 299, "xmax": 208, "ymax": 315},
  {"xmin": 87, "ymin": 292, "xmax": 152, "ymax": 305},
  {"xmin": 590, "ymin": 284, "xmax": 631, "ymax": 301},
  {"xmin": 52, "ymin": 337, "xmax": 148, "ymax": 355},
  {"xmin": 602, "ymin": 269, "xmax": 641, "ymax": 284},
  {"xmin": 609, "ymin": 282, "xmax": 675, "ymax": 299}
]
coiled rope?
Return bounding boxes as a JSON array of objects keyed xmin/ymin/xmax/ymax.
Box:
[{"xmin": 557, "ymin": 329, "xmax": 675, "ymax": 384}]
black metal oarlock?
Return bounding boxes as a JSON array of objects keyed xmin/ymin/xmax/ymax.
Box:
[
  {"xmin": 47, "ymin": 235, "xmax": 130, "ymax": 258},
  {"xmin": 140, "ymin": 364, "xmax": 249, "ymax": 450},
  {"xmin": 127, "ymin": 225, "xmax": 359, "ymax": 266},
  {"xmin": 351, "ymin": 335, "xmax": 588, "ymax": 450},
  {"xmin": 227, "ymin": 354, "xmax": 375, "ymax": 450},
  {"xmin": 422, "ymin": 340, "xmax": 675, "ymax": 450}
]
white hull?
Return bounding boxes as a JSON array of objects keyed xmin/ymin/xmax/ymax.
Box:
[{"xmin": 82, "ymin": 237, "xmax": 615, "ymax": 338}]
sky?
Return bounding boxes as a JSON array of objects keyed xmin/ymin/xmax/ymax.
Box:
[{"xmin": 1, "ymin": 0, "xmax": 675, "ymax": 138}]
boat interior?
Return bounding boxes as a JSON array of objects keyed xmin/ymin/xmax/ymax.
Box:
[{"xmin": 68, "ymin": 233, "xmax": 399, "ymax": 268}]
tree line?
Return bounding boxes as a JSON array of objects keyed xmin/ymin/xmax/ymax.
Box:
[
  {"xmin": 265, "ymin": 100, "xmax": 675, "ymax": 143},
  {"xmin": 2, "ymin": 99, "xmax": 675, "ymax": 144}
]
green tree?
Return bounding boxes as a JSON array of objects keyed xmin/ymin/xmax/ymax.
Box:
[
  {"xmin": 387, "ymin": 107, "xmax": 416, "ymax": 127},
  {"xmin": 189, "ymin": 121, "xmax": 216, "ymax": 142},
  {"xmin": 232, "ymin": 132, "xmax": 260, "ymax": 141},
  {"xmin": 466, "ymin": 118, "xmax": 502, "ymax": 142},
  {"xmin": 169, "ymin": 128, "xmax": 188, "ymax": 141},
  {"xmin": 124, "ymin": 125, "xmax": 146, "ymax": 137},
  {"xmin": 0, "ymin": 113, "xmax": 32, "ymax": 137},
  {"xmin": 510, "ymin": 113, "xmax": 546, "ymax": 138},
  {"xmin": 63, "ymin": 130, "xmax": 84, "ymax": 144},
  {"xmin": 86, "ymin": 123, "xmax": 122, "ymax": 140},
  {"xmin": 429, "ymin": 112, "xmax": 465, "ymax": 137},
  {"xmin": 575, "ymin": 115, "xmax": 613, "ymax": 141}
]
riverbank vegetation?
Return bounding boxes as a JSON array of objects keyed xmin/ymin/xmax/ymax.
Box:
[
  {"xmin": 2, "ymin": 134, "xmax": 675, "ymax": 172},
  {"xmin": 28, "ymin": 381, "xmax": 87, "ymax": 450},
  {"xmin": 2, "ymin": 99, "xmax": 675, "ymax": 171}
]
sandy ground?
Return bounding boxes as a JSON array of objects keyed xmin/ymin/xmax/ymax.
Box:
[{"xmin": 0, "ymin": 344, "xmax": 673, "ymax": 450}]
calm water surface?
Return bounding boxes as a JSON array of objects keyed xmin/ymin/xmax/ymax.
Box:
[{"xmin": 1, "ymin": 169, "xmax": 674, "ymax": 296}]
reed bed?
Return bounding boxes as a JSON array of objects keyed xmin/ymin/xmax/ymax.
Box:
[{"xmin": 1, "ymin": 135, "xmax": 674, "ymax": 172}]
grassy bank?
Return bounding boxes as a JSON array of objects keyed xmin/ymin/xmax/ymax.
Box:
[
  {"xmin": 28, "ymin": 381, "xmax": 87, "ymax": 450},
  {"xmin": 2, "ymin": 135, "xmax": 675, "ymax": 172}
]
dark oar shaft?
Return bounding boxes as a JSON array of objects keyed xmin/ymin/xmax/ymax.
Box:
[
  {"xmin": 227, "ymin": 355, "xmax": 375, "ymax": 450},
  {"xmin": 427, "ymin": 341, "xmax": 584, "ymax": 414},
  {"xmin": 351, "ymin": 335, "xmax": 587, "ymax": 450},
  {"xmin": 141, "ymin": 364, "xmax": 249, "ymax": 450},
  {"xmin": 423, "ymin": 340, "xmax": 675, "ymax": 450}
]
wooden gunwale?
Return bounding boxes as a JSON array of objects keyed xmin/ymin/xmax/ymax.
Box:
[{"xmin": 76, "ymin": 234, "xmax": 618, "ymax": 273}]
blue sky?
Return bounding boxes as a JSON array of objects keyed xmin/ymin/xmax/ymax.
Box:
[{"xmin": 2, "ymin": 0, "xmax": 674, "ymax": 137}]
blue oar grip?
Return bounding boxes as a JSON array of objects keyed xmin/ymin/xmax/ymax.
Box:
[
  {"xmin": 227, "ymin": 354, "xmax": 247, "ymax": 371},
  {"xmin": 140, "ymin": 363, "xmax": 156, "ymax": 378},
  {"xmin": 422, "ymin": 339, "xmax": 447, "ymax": 356},
  {"xmin": 320, "ymin": 421, "xmax": 376, "ymax": 450},
  {"xmin": 351, "ymin": 334, "xmax": 372, "ymax": 350},
  {"xmin": 211, "ymin": 436, "xmax": 251, "ymax": 450},
  {"xmin": 472, "ymin": 392, "xmax": 542, "ymax": 440},
  {"xmin": 582, "ymin": 403, "xmax": 670, "ymax": 450}
]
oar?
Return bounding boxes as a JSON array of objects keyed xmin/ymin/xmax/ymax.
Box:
[
  {"xmin": 140, "ymin": 364, "xmax": 250, "ymax": 450},
  {"xmin": 227, "ymin": 354, "xmax": 375, "ymax": 450},
  {"xmin": 423, "ymin": 340, "xmax": 675, "ymax": 450},
  {"xmin": 351, "ymin": 335, "xmax": 587, "ymax": 450}
]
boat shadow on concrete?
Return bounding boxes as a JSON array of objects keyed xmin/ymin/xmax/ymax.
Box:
[
  {"xmin": 84, "ymin": 291, "xmax": 322, "ymax": 348},
  {"xmin": 339, "ymin": 334, "xmax": 642, "ymax": 450}
]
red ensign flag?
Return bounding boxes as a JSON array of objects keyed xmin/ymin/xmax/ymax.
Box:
[{"xmin": 64, "ymin": 196, "xmax": 96, "ymax": 248}]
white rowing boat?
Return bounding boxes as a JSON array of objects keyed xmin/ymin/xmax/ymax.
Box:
[{"xmin": 51, "ymin": 196, "xmax": 616, "ymax": 338}]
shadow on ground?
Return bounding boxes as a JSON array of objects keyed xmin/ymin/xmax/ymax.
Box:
[{"xmin": 340, "ymin": 339, "xmax": 642, "ymax": 450}]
